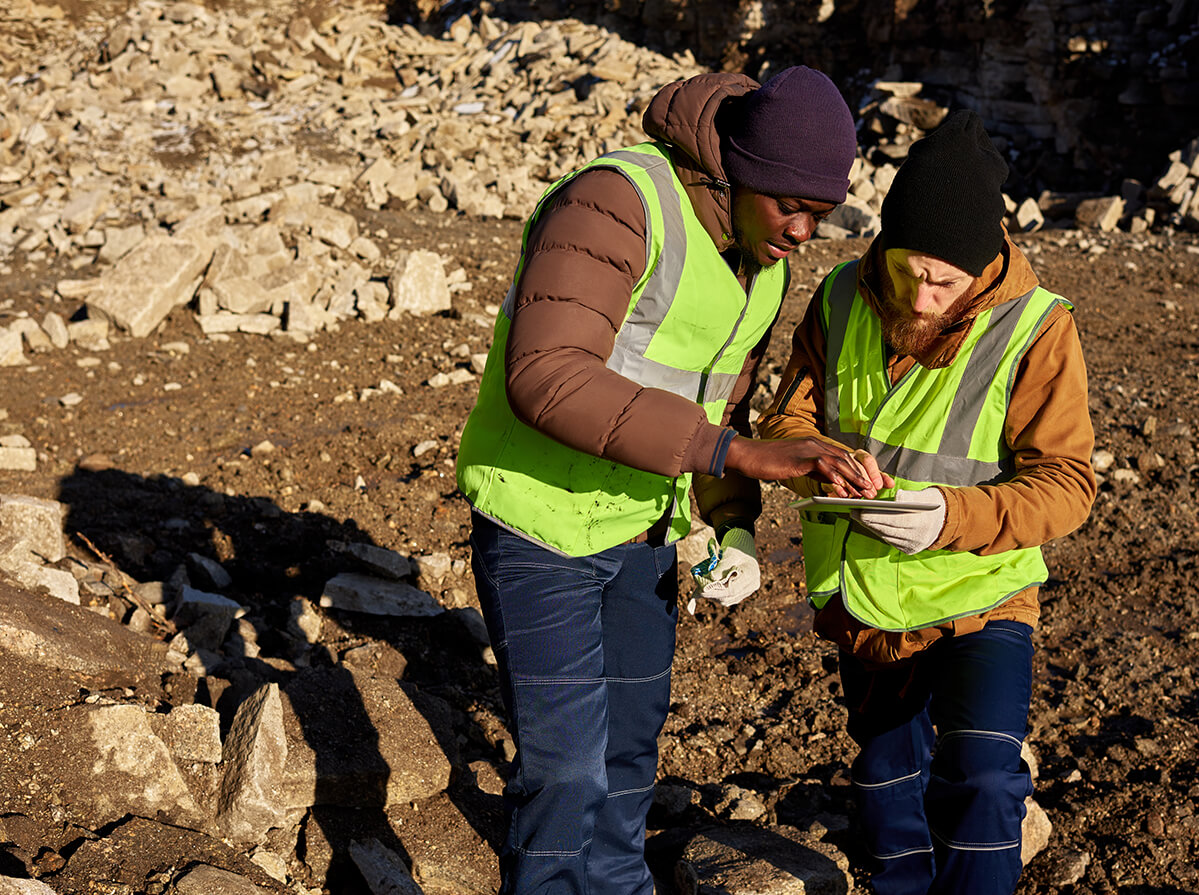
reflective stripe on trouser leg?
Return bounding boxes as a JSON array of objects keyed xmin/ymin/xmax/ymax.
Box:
[
  {"xmin": 469, "ymin": 511, "xmax": 677, "ymax": 895},
  {"xmin": 848, "ymin": 711, "xmax": 937, "ymax": 894},
  {"xmin": 587, "ymin": 537, "xmax": 677, "ymax": 895},
  {"xmin": 840, "ymin": 650, "xmax": 937, "ymax": 895},
  {"xmin": 926, "ymin": 620, "xmax": 1034, "ymax": 895},
  {"xmin": 926, "ymin": 730, "xmax": 1031, "ymax": 895}
]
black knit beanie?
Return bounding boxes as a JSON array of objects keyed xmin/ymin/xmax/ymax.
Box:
[
  {"xmin": 880, "ymin": 110, "xmax": 1010, "ymax": 276},
  {"xmin": 719, "ymin": 66, "xmax": 857, "ymax": 204}
]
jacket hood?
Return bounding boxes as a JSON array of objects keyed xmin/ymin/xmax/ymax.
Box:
[
  {"xmin": 642, "ymin": 72, "xmax": 760, "ymax": 250},
  {"xmin": 643, "ymin": 71, "xmax": 759, "ymax": 183},
  {"xmin": 858, "ymin": 228, "xmax": 1042, "ymax": 368}
]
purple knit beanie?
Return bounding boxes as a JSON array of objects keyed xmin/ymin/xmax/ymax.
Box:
[{"xmin": 719, "ymin": 66, "xmax": 857, "ymax": 203}]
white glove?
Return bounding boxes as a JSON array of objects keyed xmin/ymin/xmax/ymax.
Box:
[
  {"xmin": 853, "ymin": 488, "xmax": 947, "ymax": 555},
  {"xmin": 688, "ymin": 527, "xmax": 760, "ymax": 612}
]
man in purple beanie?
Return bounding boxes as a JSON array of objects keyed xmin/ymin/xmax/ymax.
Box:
[{"xmin": 458, "ymin": 66, "xmax": 878, "ymax": 894}]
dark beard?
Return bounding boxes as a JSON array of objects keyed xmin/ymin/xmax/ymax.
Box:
[{"xmin": 880, "ymin": 280, "xmax": 975, "ymax": 357}]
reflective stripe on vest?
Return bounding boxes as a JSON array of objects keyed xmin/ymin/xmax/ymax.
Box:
[
  {"xmin": 801, "ymin": 260, "xmax": 1070, "ymax": 630},
  {"xmin": 457, "ymin": 142, "xmax": 786, "ymax": 556}
]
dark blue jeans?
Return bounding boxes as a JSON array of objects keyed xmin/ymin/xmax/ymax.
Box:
[
  {"xmin": 470, "ymin": 511, "xmax": 679, "ymax": 895},
  {"xmin": 840, "ymin": 620, "xmax": 1035, "ymax": 895}
]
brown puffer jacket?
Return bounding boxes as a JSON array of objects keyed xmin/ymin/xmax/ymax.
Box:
[
  {"xmin": 503, "ymin": 72, "xmax": 772, "ymax": 536},
  {"xmin": 756, "ymin": 234, "xmax": 1097, "ymax": 665}
]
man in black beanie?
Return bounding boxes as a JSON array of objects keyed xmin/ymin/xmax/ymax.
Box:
[
  {"xmin": 458, "ymin": 66, "xmax": 879, "ymax": 895},
  {"xmin": 759, "ymin": 110, "xmax": 1097, "ymax": 895}
]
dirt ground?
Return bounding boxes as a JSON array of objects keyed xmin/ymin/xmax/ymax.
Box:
[
  {"xmin": 0, "ymin": 1, "xmax": 1197, "ymax": 889},
  {"xmin": 2, "ymin": 186, "xmax": 1198, "ymax": 892}
]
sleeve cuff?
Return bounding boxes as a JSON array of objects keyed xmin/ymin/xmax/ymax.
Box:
[{"xmin": 708, "ymin": 428, "xmax": 737, "ymax": 477}]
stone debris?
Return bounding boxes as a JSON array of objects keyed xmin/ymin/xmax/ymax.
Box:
[
  {"xmin": 320, "ymin": 571, "xmax": 444, "ymax": 616},
  {"xmin": 674, "ymin": 824, "xmax": 852, "ymax": 894},
  {"xmin": 81, "ymin": 702, "xmax": 205, "ymax": 826},
  {"xmin": 0, "ymin": 483, "xmax": 481, "ymax": 888},
  {"xmin": 278, "ymin": 668, "xmax": 453, "ymax": 810},
  {"xmin": 0, "ymin": 878, "xmax": 60, "ymax": 894},
  {"xmin": 1, "ymin": 2, "xmax": 1193, "ymax": 365},
  {"xmin": 174, "ymin": 863, "xmax": 269, "ymax": 895},
  {"xmin": 216, "ymin": 683, "xmax": 290, "ymax": 845},
  {"xmin": 0, "ymin": 435, "xmax": 36, "ymax": 471},
  {"xmin": 348, "ymin": 838, "xmax": 425, "ymax": 895}
]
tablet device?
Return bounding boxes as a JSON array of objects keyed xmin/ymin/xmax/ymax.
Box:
[{"xmin": 789, "ymin": 496, "xmax": 941, "ymax": 513}]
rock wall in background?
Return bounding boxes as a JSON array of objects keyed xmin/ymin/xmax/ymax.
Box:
[{"xmin": 413, "ymin": 0, "xmax": 1199, "ymax": 195}]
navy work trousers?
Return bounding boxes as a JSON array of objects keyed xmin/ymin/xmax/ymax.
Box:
[
  {"xmin": 840, "ymin": 620, "xmax": 1035, "ymax": 895},
  {"xmin": 470, "ymin": 511, "xmax": 679, "ymax": 895}
]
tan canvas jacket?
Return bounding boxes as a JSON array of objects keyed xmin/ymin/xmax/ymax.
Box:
[{"xmin": 756, "ymin": 235, "xmax": 1097, "ymax": 664}]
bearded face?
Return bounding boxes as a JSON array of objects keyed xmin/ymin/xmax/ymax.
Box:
[{"xmin": 879, "ymin": 249, "xmax": 977, "ymax": 356}]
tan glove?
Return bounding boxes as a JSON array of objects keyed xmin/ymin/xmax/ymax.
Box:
[
  {"xmin": 687, "ymin": 527, "xmax": 760, "ymax": 612},
  {"xmin": 853, "ymin": 488, "xmax": 947, "ymax": 555}
]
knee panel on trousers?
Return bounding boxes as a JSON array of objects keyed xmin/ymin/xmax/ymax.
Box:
[{"xmin": 928, "ymin": 729, "xmax": 1031, "ymax": 852}]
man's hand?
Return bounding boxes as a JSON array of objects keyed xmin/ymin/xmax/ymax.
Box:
[
  {"xmin": 725, "ymin": 437, "xmax": 892, "ymax": 497},
  {"xmin": 853, "ymin": 487, "xmax": 947, "ymax": 554},
  {"xmin": 688, "ymin": 527, "xmax": 760, "ymax": 610}
]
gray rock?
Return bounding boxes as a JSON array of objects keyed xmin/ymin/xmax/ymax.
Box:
[
  {"xmin": 348, "ymin": 839, "xmax": 424, "ymax": 895},
  {"xmin": 1021, "ymin": 796, "xmax": 1052, "ymax": 865},
  {"xmin": 0, "ymin": 444, "xmax": 36, "ymax": 472},
  {"xmin": 60, "ymin": 188, "xmax": 110, "ymax": 235},
  {"xmin": 387, "ymin": 250, "xmax": 451, "ymax": 317},
  {"xmin": 174, "ymin": 864, "xmax": 267, "ymax": 895},
  {"xmin": 1015, "ymin": 197, "xmax": 1044, "ymax": 232},
  {"xmin": 0, "ymin": 876, "xmax": 61, "ymax": 893},
  {"xmin": 0, "ymin": 495, "xmax": 66, "ymax": 563},
  {"xmin": 676, "ymin": 824, "xmax": 851, "ymax": 894},
  {"xmin": 0, "ymin": 577, "xmax": 170, "ymax": 690},
  {"xmin": 278, "ymin": 667, "xmax": 453, "ymax": 810},
  {"xmin": 97, "ymin": 224, "xmax": 146, "ymax": 264},
  {"xmin": 1044, "ymin": 847, "xmax": 1091, "ymax": 887},
  {"xmin": 320, "ymin": 572, "xmax": 442, "ymax": 617},
  {"xmin": 1075, "ymin": 196, "xmax": 1125, "ymax": 231},
  {"xmin": 80, "ymin": 703, "xmax": 204, "ymax": 825},
  {"xmin": 217, "ymin": 683, "xmax": 289, "ymax": 844},
  {"xmin": 87, "ymin": 235, "xmax": 209, "ymax": 338},
  {"xmin": 152, "ymin": 702, "xmax": 223, "ymax": 764},
  {"xmin": 308, "ymin": 205, "xmax": 358, "ymax": 248},
  {"xmin": 0, "ymin": 329, "xmax": 25, "ymax": 367},
  {"xmin": 329, "ymin": 540, "xmax": 415, "ymax": 580},
  {"xmin": 186, "ymin": 552, "xmax": 233, "ymax": 589},
  {"xmin": 40, "ymin": 311, "xmax": 69, "ymax": 349},
  {"xmin": 5, "ymin": 563, "xmax": 79, "ymax": 605},
  {"xmin": 172, "ymin": 585, "xmax": 242, "ymax": 651}
]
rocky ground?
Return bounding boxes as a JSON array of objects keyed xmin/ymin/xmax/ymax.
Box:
[{"xmin": 1, "ymin": 1, "xmax": 1198, "ymax": 894}]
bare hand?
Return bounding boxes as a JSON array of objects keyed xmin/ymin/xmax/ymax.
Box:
[
  {"xmin": 820, "ymin": 449, "xmax": 895, "ymax": 497},
  {"xmin": 725, "ymin": 437, "xmax": 891, "ymax": 497}
]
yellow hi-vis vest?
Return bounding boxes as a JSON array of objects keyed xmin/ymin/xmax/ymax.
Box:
[
  {"xmin": 456, "ymin": 142, "xmax": 787, "ymax": 557},
  {"xmin": 800, "ymin": 259, "xmax": 1072, "ymax": 631}
]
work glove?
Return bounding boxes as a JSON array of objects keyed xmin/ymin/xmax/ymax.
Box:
[
  {"xmin": 687, "ymin": 527, "xmax": 760, "ymax": 613},
  {"xmin": 853, "ymin": 488, "xmax": 947, "ymax": 555}
]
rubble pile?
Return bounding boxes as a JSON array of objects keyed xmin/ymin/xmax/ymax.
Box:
[
  {"xmin": 0, "ymin": 0, "xmax": 706, "ymax": 360},
  {"xmin": 0, "ymin": 480, "xmax": 1058, "ymax": 893},
  {"xmin": 0, "ymin": 487, "xmax": 496, "ymax": 893},
  {"xmin": 0, "ymin": 1, "xmax": 1194, "ymax": 371}
]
